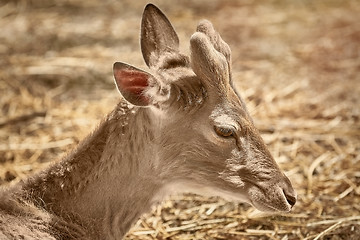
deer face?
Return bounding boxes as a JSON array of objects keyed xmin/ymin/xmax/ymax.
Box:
[
  {"xmin": 175, "ymin": 98, "xmax": 297, "ymax": 212},
  {"xmin": 113, "ymin": 4, "xmax": 296, "ymax": 212}
]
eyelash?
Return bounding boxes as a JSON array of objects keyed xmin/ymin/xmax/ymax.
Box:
[{"xmin": 214, "ymin": 126, "xmax": 235, "ymax": 138}]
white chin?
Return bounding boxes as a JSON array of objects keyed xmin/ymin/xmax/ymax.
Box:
[
  {"xmin": 248, "ymin": 188, "xmax": 292, "ymax": 213},
  {"xmin": 159, "ymin": 181, "xmax": 250, "ymax": 203}
]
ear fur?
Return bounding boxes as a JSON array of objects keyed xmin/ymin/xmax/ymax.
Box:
[
  {"xmin": 141, "ymin": 4, "xmax": 180, "ymax": 67},
  {"xmin": 113, "ymin": 62, "xmax": 154, "ymax": 106},
  {"xmin": 113, "ymin": 62, "xmax": 172, "ymax": 107}
]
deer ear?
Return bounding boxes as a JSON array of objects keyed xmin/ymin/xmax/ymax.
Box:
[
  {"xmin": 113, "ymin": 62, "xmax": 154, "ymax": 106},
  {"xmin": 141, "ymin": 4, "xmax": 179, "ymax": 67}
]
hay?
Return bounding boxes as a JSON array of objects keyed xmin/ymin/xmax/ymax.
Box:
[{"xmin": 1, "ymin": 0, "xmax": 359, "ymax": 239}]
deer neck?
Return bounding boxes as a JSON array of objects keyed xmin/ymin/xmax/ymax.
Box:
[{"xmin": 20, "ymin": 101, "xmax": 163, "ymax": 238}]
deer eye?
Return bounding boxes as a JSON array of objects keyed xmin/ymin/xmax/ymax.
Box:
[{"xmin": 214, "ymin": 126, "xmax": 234, "ymax": 138}]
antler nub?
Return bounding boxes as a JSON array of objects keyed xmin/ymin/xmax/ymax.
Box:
[
  {"xmin": 196, "ymin": 20, "xmax": 231, "ymax": 67},
  {"xmin": 190, "ymin": 32, "xmax": 228, "ymax": 82},
  {"xmin": 190, "ymin": 20, "xmax": 231, "ymax": 87}
]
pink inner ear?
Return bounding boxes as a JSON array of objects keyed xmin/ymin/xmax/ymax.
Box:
[
  {"xmin": 114, "ymin": 69, "xmax": 150, "ymax": 104},
  {"xmin": 115, "ymin": 70, "xmax": 149, "ymax": 91}
]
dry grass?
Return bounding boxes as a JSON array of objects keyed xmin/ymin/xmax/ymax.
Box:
[{"xmin": 0, "ymin": 0, "xmax": 359, "ymax": 239}]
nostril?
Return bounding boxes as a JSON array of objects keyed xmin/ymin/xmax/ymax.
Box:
[
  {"xmin": 280, "ymin": 174, "xmax": 297, "ymax": 208},
  {"xmin": 283, "ymin": 190, "xmax": 297, "ymax": 207}
]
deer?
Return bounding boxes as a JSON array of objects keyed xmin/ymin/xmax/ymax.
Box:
[{"xmin": 0, "ymin": 4, "xmax": 296, "ymax": 240}]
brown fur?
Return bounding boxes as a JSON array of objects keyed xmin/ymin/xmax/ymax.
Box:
[{"xmin": 0, "ymin": 4, "xmax": 296, "ymax": 239}]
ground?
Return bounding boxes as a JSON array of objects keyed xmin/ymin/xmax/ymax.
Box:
[{"xmin": 0, "ymin": 0, "xmax": 359, "ymax": 239}]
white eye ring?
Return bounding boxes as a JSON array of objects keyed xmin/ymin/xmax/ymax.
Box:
[{"xmin": 214, "ymin": 126, "xmax": 234, "ymax": 138}]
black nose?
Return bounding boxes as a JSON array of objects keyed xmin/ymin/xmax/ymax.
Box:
[
  {"xmin": 281, "ymin": 175, "xmax": 297, "ymax": 207},
  {"xmin": 283, "ymin": 189, "xmax": 297, "ymax": 206}
]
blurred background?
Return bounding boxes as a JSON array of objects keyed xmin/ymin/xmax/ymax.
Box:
[{"xmin": 0, "ymin": 0, "xmax": 359, "ymax": 239}]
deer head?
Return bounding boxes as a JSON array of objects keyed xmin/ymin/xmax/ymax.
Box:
[{"xmin": 113, "ymin": 4, "xmax": 296, "ymax": 212}]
